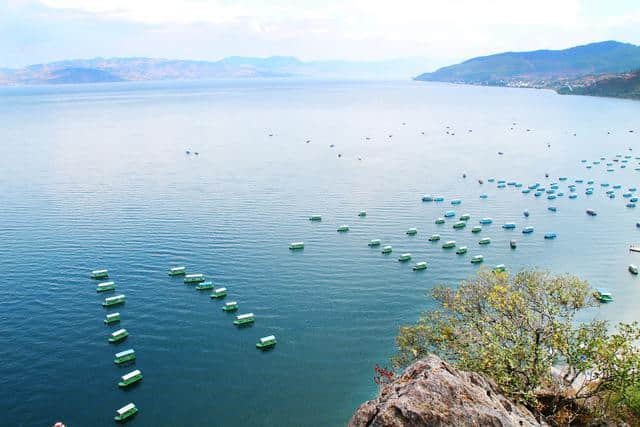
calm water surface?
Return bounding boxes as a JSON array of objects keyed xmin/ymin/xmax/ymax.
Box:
[{"xmin": 1, "ymin": 79, "xmax": 639, "ymax": 426}]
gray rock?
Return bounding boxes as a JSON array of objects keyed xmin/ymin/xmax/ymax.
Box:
[{"xmin": 349, "ymin": 355, "xmax": 545, "ymax": 427}]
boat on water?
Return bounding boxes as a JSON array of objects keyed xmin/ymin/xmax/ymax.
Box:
[
  {"xmin": 256, "ymin": 335, "xmax": 277, "ymax": 349},
  {"xmin": 569, "ymin": 194, "xmax": 578, "ymax": 199},
  {"xmin": 358, "ymin": 211, "xmax": 367, "ymax": 217},
  {"xmin": 444, "ymin": 211, "xmax": 455, "ymax": 218},
  {"xmin": 627, "ymin": 203, "xmax": 636, "ymax": 208},
  {"xmin": 522, "ymin": 189, "xmax": 531, "ymax": 194},
  {"xmin": 196, "ymin": 281, "xmax": 213, "ymax": 290},
  {"xmin": 309, "ymin": 215, "xmax": 322, "ymax": 221},
  {"xmin": 456, "ymin": 246, "xmax": 467, "ymax": 254},
  {"xmin": 453, "ymin": 221, "xmax": 466, "ymax": 229},
  {"xmin": 413, "ymin": 262, "xmax": 427, "ymax": 271},
  {"xmin": 434, "ymin": 197, "xmax": 444, "ymax": 202},
  {"xmin": 428, "ymin": 234, "xmax": 441, "ymax": 242},
  {"xmin": 442, "ymin": 240, "xmax": 456, "ymax": 249},
  {"xmin": 97, "ymin": 281, "xmax": 115, "ymax": 293},
  {"xmin": 114, "ymin": 403, "xmax": 138, "ymax": 422},
  {"xmin": 118, "ymin": 370, "xmax": 143, "ymax": 388},
  {"xmin": 471, "ymin": 255, "xmax": 484, "ymax": 264},
  {"xmin": 479, "ymin": 218, "xmax": 493, "ymax": 224},
  {"xmin": 114, "ymin": 349, "xmax": 135, "ymax": 364},
  {"xmin": 103, "ymin": 295, "xmax": 125, "ymax": 307},
  {"xmin": 480, "ymin": 193, "xmax": 488, "ymax": 199},
  {"xmin": 169, "ymin": 267, "xmax": 186, "ymax": 276},
  {"xmin": 594, "ymin": 288, "xmax": 613, "ymax": 303},
  {"xmin": 381, "ymin": 245, "xmax": 393, "ymax": 254},
  {"xmin": 398, "ymin": 253, "xmax": 412, "ymax": 262},
  {"xmin": 493, "ymin": 264, "xmax": 506, "ymax": 273},
  {"xmin": 104, "ymin": 312, "xmax": 120, "ymax": 324},
  {"xmin": 459, "ymin": 214, "xmax": 470, "ymax": 221},
  {"xmin": 534, "ymin": 191, "xmax": 542, "ymax": 197},
  {"xmin": 406, "ymin": 228, "xmax": 418, "ymax": 235},
  {"xmin": 544, "ymin": 232, "xmax": 557, "ymax": 239},
  {"xmin": 629, "ymin": 264, "xmax": 639, "ymax": 275},
  {"xmin": 184, "ymin": 274, "xmax": 205, "ymax": 284},
  {"xmin": 522, "ymin": 227, "xmax": 534, "ymax": 234},
  {"xmin": 91, "ymin": 269, "xmax": 109, "ymax": 279},
  {"xmin": 479, "ymin": 238, "xmax": 491, "ymax": 245},
  {"xmin": 422, "ymin": 195, "xmax": 433, "ymax": 202},
  {"xmin": 210, "ymin": 287, "xmax": 227, "ymax": 299},
  {"xmin": 471, "ymin": 226, "xmax": 482, "ymax": 233},
  {"xmin": 289, "ymin": 241, "xmax": 304, "ymax": 250},
  {"xmin": 368, "ymin": 239, "xmax": 381, "ymax": 247},
  {"xmin": 630, "ymin": 245, "xmax": 640, "ymax": 253},
  {"xmin": 337, "ymin": 225, "xmax": 350, "ymax": 232},
  {"xmin": 548, "ymin": 207, "xmax": 557, "ymax": 212},
  {"xmin": 109, "ymin": 328, "xmax": 128, "ymax": 343},
  {"xmin": 222, "ymin": 301, "xmax": 238, "ymax": 311},
  {"xmin": 435, "ymin": 218, "xmax": 445, "ymax": 224},
  {"xmin": 502, "ymin": 223, "xmax": 516, "ymax": 229},
  {"xmin": 234, "ymin": 313, "xmax": 255, "ymax": 325},
  {"xmin": 523, "ymin": 210, "xmax": 529, "ymax": 217},
  {"xmin": 547, "ymin": 195, "xmax": 557, "ymax": 200},
  {"xmin": 510, "ymin": 240, "xmax": 517, "ymax": 249},
  {"xmin": 451, "ymin": 199, "xmax": 461, "ymax": 205}
]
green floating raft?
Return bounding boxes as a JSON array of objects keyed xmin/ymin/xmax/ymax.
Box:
[{"xmin": 256, "ymin": 335, "xmax": 277, "ymax": 349}]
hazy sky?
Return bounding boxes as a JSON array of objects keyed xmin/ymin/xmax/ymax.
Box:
[{"xmin": 2, "ymin": 0, "xmax": 640, "ymax": 69}]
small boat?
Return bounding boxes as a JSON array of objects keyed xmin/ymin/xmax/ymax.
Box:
[
  {"xmin": 544, "ymin": 232, "xmax": 557, "ymax": 239},
  {"xmin": 630, "ymin": 245, "xmax": 640, "ymax": 253},
  {"xmin": 169, "ymin": 267, "xmax": 186, "ymax": 276},
  {"xmin": 358, "ymin": 211, "xmax": 367, "ymax": 217},
  {"xmin": 114, "ymin": 349, "xmax": 135, "ymax": 364},
  {"xmin": 337, "ymin": 225, "xmax": 350, "ymax": 232},
  {"xmin": 104, "ymin": 312, "xmax": 120, "ymax": 325},
  {"xmin": 451, "ymin": 199, "xmax": 461, "ymax": 205},
  {"xmin": 406, "ymin": 228, "xmax": 418, "ymax": 235},
  {"xmin": 195, "ymin": 281, "xmax": 213, "ymax": 290},
  {"xmin": 97, "ymin": 281, "xmax": 115, "ymax": 293},
  {"xmin": 398, "ymin": 253, "xmax": 412, "ymax": 262},
  {"xmin": 442, "ymin": 240, "xmax": 456, "ymax": 249},
  {"xmin": 114, "ymin": 403, "xmax": 138, "ymax": 422},
  {"xmin": 368, "ymin": 239, "xmax": 381, "ymax": 247},
  {"xmin": 109, "ymin": 328, "xmax": 128, "ymax": 343},
  {"xmin": 479, "ymin": 238, "xmax": 491, "ymax": 245},
  {"xmin": 523, "ymin": 210, "xmax": 529, "ymax": 217},
  {"xmin": 222, "ymin": 301, "xmax": 238, "ymax": 311},
  {"xmin": 422, "ymin": 195, "xmax": 433, "ymax": 202},
  {"xmin": 459, "ymin": 214, "xmax": 471, "ymax": 221},
  {"xmin": 624, "ymin": 193, "xmax": 632, "ymax": 198},
  {"xmin": 534, "ymin": 192, "xmax": 542, "ymax": 197},
  {"xmin": 444, "ymin": 211, "xmax": 455, "ymax": 218},
  {"xmin": 256, "ymin": 335, "xmax": 277, "ymax": 349},
  {"xmin": 381, "ymin": 245, "xmax": 393, "ymax": 254},
  {"xmin": 593, "ymin": 288, "xmax": 613, "ymax": 303},
  {"xmin": 435, "ymin": 218, "xmax": 445, "ymax": 224},
  {"xmin": 588, "ymin": 180, "xmax": 594, "ymax": 184},
  {"xmin": 309, "ymin": 215, "xmax": 322, "ymax": 221},
  {"xmin": 103, "ymin": 294, "xmax": 125, "ymax": 307},
  {"xmin": 627, "ymin": 203, "xmax": 636, "ymax": 208},
  {"xmin": 548, "ymin": 207, "xmax": 557, "ymax": 212},
  {"xmin": 289, "ymin": 241, "xmax": 305, "ymax": 250},
  {"xmin": 522, "ymin": 226, "xmax": 534, "ymax": 234},
  {"xmin": 210, "ymin": 287, "xmax": 227, "ymax": 299},
  {"xmin": 118, "ymin": 370, "xmax": 143, "ymax": 388},
  {"xmin": 614, "ymin": 184, "xmax": 622, "ymax": 189},
  {"xmin": 488, "ymin": 178, "xmax": 495, "ymax": 182},
  {"xmin": 629, "ymin": 264, "xmax": 639, "ymax": 275},
  {"xmin": 480, "ymin": 193, "xmax": 488, "ymax": 199},
  {"xmin": 632, "ymin": 198, "xmax": 639, "ymax": 203},
  {"xmin": 569, "ymin": 194, "xmax": 577, "ymax": 199},
  {"xmin": 456, "ymin": 246, "xmax": 467, "ymax": 254},
  {"xmin": 479, "ymin": 218, "xmax": 493, "ymax": 224},
  {"xmin": 497, "ymin": 183, "xmax": 506, "ymax": 188},
  {"xmin": 559, "ymin": 177, "xmax": 567, "ymax": 181},
  {"xmin": 234, "ymin": 313, "xmax": 255, "ymax": 325},
  {"xmin": 502, "ymin": 223, "xmax": 516, "ymax": 229},
  {"xmin": 497, "ymin": 180, "xmax": 506, "ymax": 184},
  {"xmin": 452, "ymin": 221, "xmax": 466, "ymax": 229},
  {"xmin": 471, "ymin": 226, "xmax": 482, "ymax": 233},
  {"xmin": 91, "ymin": 269, "xmax": 109, "ymax": 279},
  {"xmin": 428, "ymin": 234, "xmax": 441, "ymax": 242},
  {"xmin": 413, "ymin": 262, "xmax": 427, "ymax": 271},
  {"xmin": 510, "ymin": 240, "xmax": 517, "ymax": 249},
  {"xmin": 471, "ymin": 255, "xmax": 484, "ymax": 264},
  {"xmin": 434, "ymin": 196, "xmax": 445, "ymax": 202},
  {"xmin": 547, "ymin": 195, "xmax": 556, "ymax": 200},
  {"xmin": 184, "ymin": 274, "xmax": 205, "ymax": 284},
  {"xmin": 493, "ymin": 264, "xmax": 506, "ymax": 273}
]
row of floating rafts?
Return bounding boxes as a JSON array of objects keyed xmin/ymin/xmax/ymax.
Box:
[
  {"xmin": 171, "ymin": 267, "xmax": 274, "ymax": 345},
  {"xmin": 92, "ymin": 269, "xmax": 141, "ymax": 422}
]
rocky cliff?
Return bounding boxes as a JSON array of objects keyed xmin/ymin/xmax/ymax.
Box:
[{"xmin": 349, "ymin": 355, "xmax": 544, "ymax": 427}]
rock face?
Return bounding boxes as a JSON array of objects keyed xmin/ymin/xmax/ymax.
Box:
[{"xmin": 349, "ymin": 355, "xmax": 544, "ymax": 427}]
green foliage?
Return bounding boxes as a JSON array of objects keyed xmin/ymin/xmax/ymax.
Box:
[{"xmin": 394, "ymin": 269, "xmax": 640, "ymax": 421}]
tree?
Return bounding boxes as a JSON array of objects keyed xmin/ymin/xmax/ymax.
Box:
[{"xmin": 393, "ymin": 269, "xmax": 640, "ymax": 423}]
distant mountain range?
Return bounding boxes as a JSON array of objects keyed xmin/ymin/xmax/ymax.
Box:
[
  {"xmin": 415, "ymin": 41, "xmax": 640, "ymax": 99},
  {"xmin": 0, "ymin": 56, "xmax": 434, "ymax": 86}
]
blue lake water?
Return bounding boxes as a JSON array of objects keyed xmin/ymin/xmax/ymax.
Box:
[{"xmin": 1, "ymin": 79, "xmax": 639, "ymax": 426}]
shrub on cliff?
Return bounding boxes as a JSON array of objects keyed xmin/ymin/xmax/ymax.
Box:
[{"xmin": 393, "ymin": 269, "xmax": 640, "ymax": 424}]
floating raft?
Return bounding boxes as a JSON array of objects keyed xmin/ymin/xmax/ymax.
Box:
[
  {"xmin": 398, "ymin": 253, "xmax": 412, "ymax": 262},
  {"xmin": 358, "ymin": 211, "xmax": 367, "ymax": 217},
  {"xmin": 406, "ymin": 228, "xmax": 418, "ymax": 235},
  {"xmin": 289, "ymin": 241, "xmax": 304, "ymax": 250},
  {"xmin": 435, "ymin": 218, "xmax": 445, "ymax": 224},
  {"xmin": 459, "ymin": 214, "xmax": 470, "ymax": 221},
  {"xmin": 544, "ymin": 232, "xmax": 557, "ymax": 239},
  {"xmin": 337, "ymin": 225, "xmax": 350, "ymax": 232},
  {"xmin": 479, "ymin": 218, "xmax": 493, "ymax": 224},
  {"xmin": 422, "ymin": 195, "xmax": 433, "ymax": 202},
  {"xmin": 368, "ymin": 239, "xmax": 381, "ymax": 247},
  {"xmin": 169, "ymin": 267, "xmax": 186, "ymax": 276},
  {"xmin": 453, "ymin": 221, "xmax": 466, "ymax": 229},
  {"xmin": 114, "ymin": 403, "xmax": 138, "ymax": 422},
  {"xmin": 471, "ymin": 226, "xmax": 482, "ymax": 233},
  {"xmin": 630, "ymin": 264, "xmax": 639, "ymax": 275},
  {"xmin": 210, "ymin": 287, "xmax": 227, "ymax": 299},
  {"xmin": 444, "ymin": 211, "xmax": 455, "ymax": 218},
  {"xmin": 184, "ymin": 274, "xmax": 205, "ymax": 284},
  {"xmin": 118, "ymin": 370, "xmax": 143, "ymax": 388},
  {"xmin": 594, "ymin": 288, "xmax": 613, "ymax": 303},
  {"xmin": 109, "ymin": 328, "xmax": 128, "ymax": 343},
  {"xmin": 428, "ymin": 234, "xmax": 441, "ymax": 242},
  {"xmin": 256, "ymin": 335, "xmax": 277, "ymax": 349},
  {"xmin": 103, "ymin": 294, "xmax": 125, "ymax": 307},
  {"xmin": 91, "ymin": 269, "xmax": 109, "ymax": 279},
  {"xmin": 222, "ymin": 301, "xmax": 238, "ymax": 311},
  {"xmin": 234, "ymin": 313, "xmax": 255, "ymax": 325},
  {"xmin": 381, "ymin": 245, "xmax": 393, "ymax": 254},
  {"xmin": 413, "ymin": 262, "xmax": 427, "ymax": 271},
  {"xmin": 104, "ymin": 312, "xmax": 120, "ymax": 325},
  {"xmin": 478, "ymin": 238, "xmax": 491, "ymax": 245},
  {"xmin": 309, "ymin": 215, "xmax": 322, "ymax": 221},
  {"xmin": 456, "ymin": 246, "xmax": 467, "ymax": 254},
  {"xmin": 196, "ymin": 281, "xmax": 213, "ymax": 290},
  {"xmin": 114, "ymin": 349, "xmax": 135, "ymax": 364},
  {"xmin": 502, "ymin": 223, "xmax": 516, "ymax": 229},
  {"xmin": 442, "ymin": 240, "xmax": 456, "ymax": 249},
  {"xmin": 97, "ymin": 281, "xmax": 115, "ymax": 293},
  {"xmin": 471, "ymin": 255, "xmax": 484, "ymax": 264}
]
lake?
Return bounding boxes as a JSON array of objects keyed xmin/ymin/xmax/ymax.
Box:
[{"xmin": 0, "ymin": 79, "xmax": 639, "ymax": 426}]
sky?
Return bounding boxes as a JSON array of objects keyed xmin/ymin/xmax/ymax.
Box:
[{"xmin": 2, "ymin": 0, "xmax": 640, "ymax": 69}]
